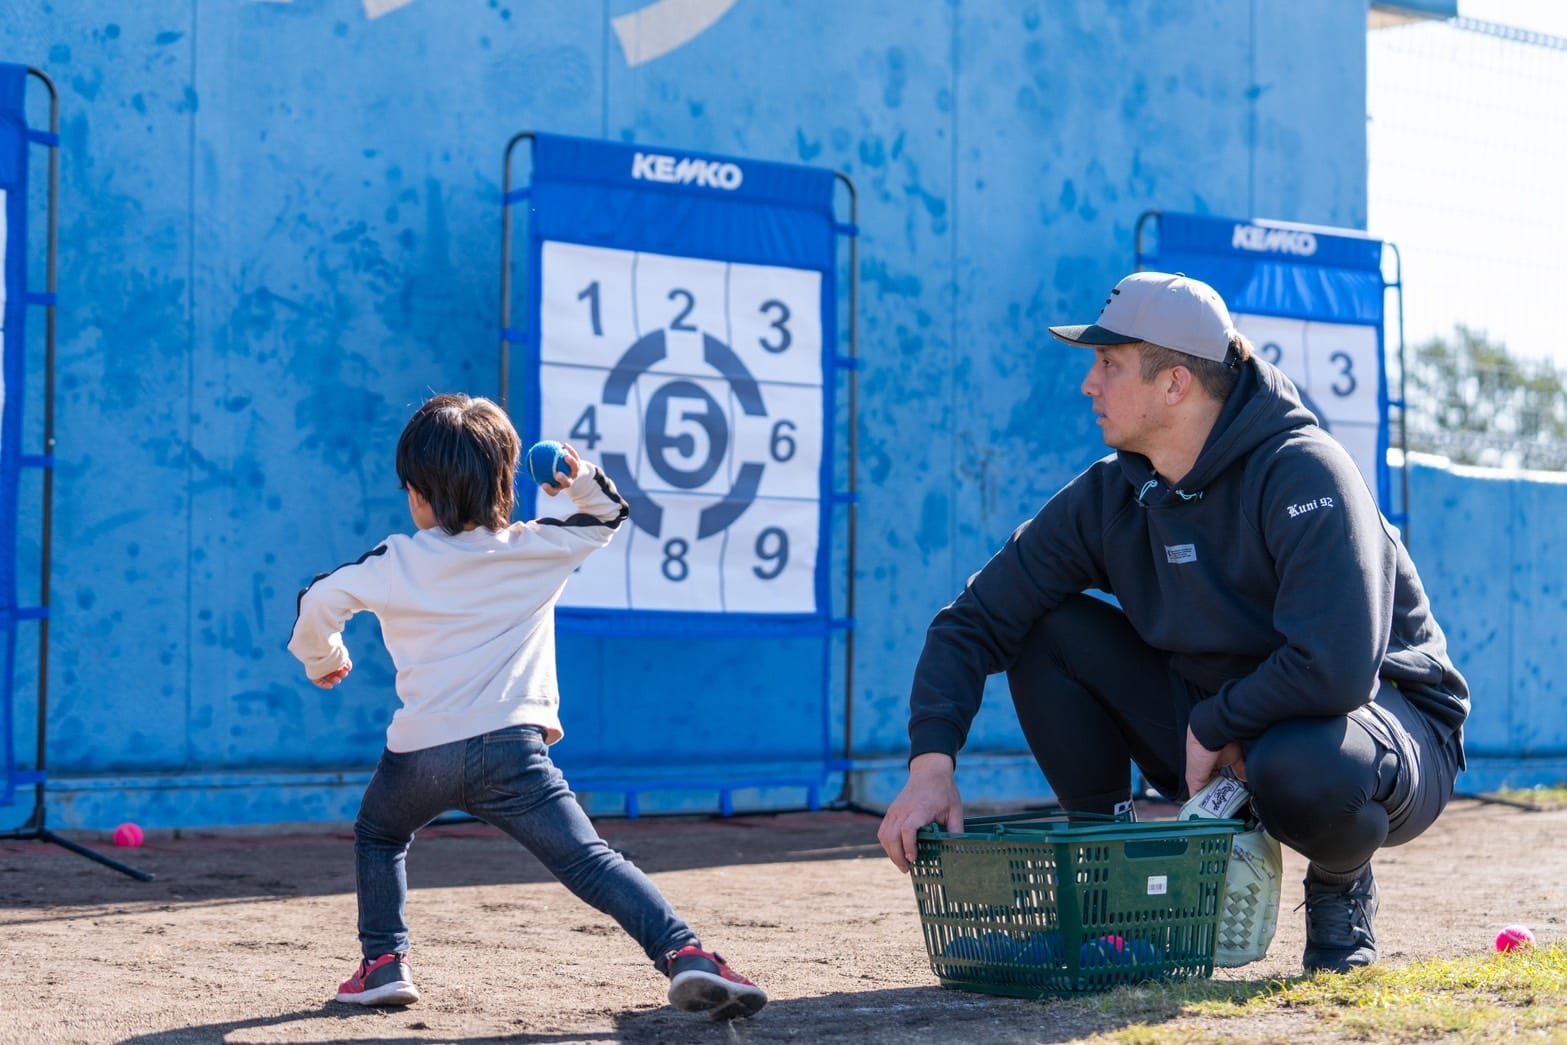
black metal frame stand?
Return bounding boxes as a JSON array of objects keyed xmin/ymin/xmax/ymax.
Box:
[
  {"xmin": 0, "ymin": 67, "xmax": 152, "ymax": 881},
  {"xmin": 1, "ymin": 802, "xmax": 155, "ymax": 880}
]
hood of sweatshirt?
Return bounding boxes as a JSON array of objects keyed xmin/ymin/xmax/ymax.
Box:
[{"xmin": 1117, "ymin": 358, "xmax": 1318, "ymax": 508}]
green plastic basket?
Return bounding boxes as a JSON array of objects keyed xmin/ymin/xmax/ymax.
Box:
[{"xmin": 910, "ymin": 812, "xmax": 1243, "ymax": 997}]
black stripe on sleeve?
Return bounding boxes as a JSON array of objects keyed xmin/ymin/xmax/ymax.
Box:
[
  {"xmin": 293, "ymin": 544, "xmax": 389, "ymax": 620},
  {"xmin": 538, "ymin": 467, "xmax": 630, "ymax": 532}
]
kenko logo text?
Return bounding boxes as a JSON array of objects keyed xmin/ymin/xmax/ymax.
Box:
[
  {"xmin": 631, "ymin": 152, "xmax": 744, "ymax": 190},
  {"xmin": 1231, "ymin": 224, "xmax": 1317, "ymax": 257}
]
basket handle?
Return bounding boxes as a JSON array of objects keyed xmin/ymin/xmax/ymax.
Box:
[{"xmin": 923, "ymin": 809, "xmax": 1127, "ymax": 837}]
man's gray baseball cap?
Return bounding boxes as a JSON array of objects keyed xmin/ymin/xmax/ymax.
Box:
[{"xmin": 1049, "ymin": 271, "xmax": 1238, "ymax": 363}]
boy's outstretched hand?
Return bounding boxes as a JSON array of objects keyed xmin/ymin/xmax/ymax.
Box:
[{"xmin": 311, "ymin": 662, "xmax": 352, "ymax": 689}]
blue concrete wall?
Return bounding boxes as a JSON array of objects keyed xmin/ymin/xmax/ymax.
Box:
[
  {"xmin": 9, "ymin": 1, "xmax": 1522, "ymax": 834},
  {"xmin": 1402, "ymin": 456, "xmax": 1567, "ymax": 794}
]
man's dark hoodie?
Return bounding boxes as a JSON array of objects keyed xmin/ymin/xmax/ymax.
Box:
[{"xmin": 907, "ymin": 357, "xmax": 1469, "ymax": 766}]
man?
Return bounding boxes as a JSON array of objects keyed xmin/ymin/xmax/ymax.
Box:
[{"xmin": 876, "ymin": 271, "xmax": 1469, "ymax": 974}]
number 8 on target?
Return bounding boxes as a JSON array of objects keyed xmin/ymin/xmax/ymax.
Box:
[{"xmin": 535, "ymin": 240, "xmax": 825, "ymax": 615}]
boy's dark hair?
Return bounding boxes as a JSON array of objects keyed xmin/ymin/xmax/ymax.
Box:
[{"xmin": 395, "ymin": 394, "xmax": 519, "ymax": 534}]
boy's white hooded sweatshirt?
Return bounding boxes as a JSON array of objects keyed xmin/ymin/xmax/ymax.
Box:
[{"xmin": 288, "ymin": 464, "xmax": 628, "ymax": 752}]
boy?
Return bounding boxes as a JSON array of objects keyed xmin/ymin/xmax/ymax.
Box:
[{"xmin": 288, "ymin": 393, "xmax": 767, "ymax": 1020}]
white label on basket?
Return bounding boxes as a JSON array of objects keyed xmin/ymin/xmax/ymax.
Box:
[{"xmin": 1147, "ymin": 875, "xmax": 1169, "ymax": 896}]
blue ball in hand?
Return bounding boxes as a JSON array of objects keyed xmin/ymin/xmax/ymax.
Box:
[{"xmin": 526, "ymin": 440, "xmax": 569, "ymax": 487}]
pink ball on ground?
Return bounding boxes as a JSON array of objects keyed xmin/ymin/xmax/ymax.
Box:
[
  {"xmin": 113, "ymin": 823, "xmax": 144, "ymax": 848},
  {"xmin": 1496, "ymin": 925, "xmax": 1535, "ymax": 953}
]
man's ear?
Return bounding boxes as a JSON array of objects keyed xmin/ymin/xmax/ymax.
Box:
[{"xmin": 1164, "ymin": 364, "xmax": 1195, "ymax": 404}]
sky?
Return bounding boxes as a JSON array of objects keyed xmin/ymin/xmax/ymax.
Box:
[{"xmin": 1368, "ymin": 1, "xmax": 1567, "ymax": 368}]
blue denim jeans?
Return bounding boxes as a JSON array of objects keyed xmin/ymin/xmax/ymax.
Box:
[{"xmin": 353, "ymin": 724, "xmax": 698, "ymax": 963}]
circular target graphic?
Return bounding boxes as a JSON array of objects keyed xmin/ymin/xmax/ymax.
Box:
[{"xmin": 595, "ymin": 327, "xmax": 771, "ymax": 540}]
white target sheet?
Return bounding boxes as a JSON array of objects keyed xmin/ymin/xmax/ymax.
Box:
[
  {"xmin": 535, "ymin": 240, "xmax": 825, "ymax": 614},
  {"xmin": 1234, "ymin": 312, "xmax": 1382, "ymax": 495}
]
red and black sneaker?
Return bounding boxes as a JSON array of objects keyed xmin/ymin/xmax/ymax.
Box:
[
  {"xmin": 335, "ymin": 953, "xmax": 420, "ymax": 1006},
  {"xmin": 662, "ymin": 945, "xmax": 767, "ymax": 1020}
]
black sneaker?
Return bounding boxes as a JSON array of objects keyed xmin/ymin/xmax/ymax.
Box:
[
  {"xmin": 1301, "ymin": 865, "xmax": 1379, "ymax": 974},
  {"xmin": 661, "ymin": 945, "xmax": 767, "ymax": 1021},
  {"xmin": 335, "ymin": 952, "xmax": 420, "ymax": 1006}
]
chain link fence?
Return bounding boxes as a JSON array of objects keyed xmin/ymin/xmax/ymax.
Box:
[{"xmin": 1369, "ymin": 17, "xmax": 1567, "ymax": 472}]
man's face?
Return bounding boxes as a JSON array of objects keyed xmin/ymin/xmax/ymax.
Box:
[{"xmin": 1080, "ymin": 343, "xmax": 1167, "ymax": 455}]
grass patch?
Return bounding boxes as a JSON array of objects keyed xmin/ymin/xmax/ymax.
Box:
[
  {"xmin": 1482, "ymin": 785, "xmax": 1567, "ymax": 811},
  {"xmin": 1043, "ymin": 945, "xmax": 1567, "ymax": 1043}
]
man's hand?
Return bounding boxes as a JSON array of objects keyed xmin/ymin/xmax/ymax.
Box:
[
  {"xmin": 877, "ymin": 753, "xmax": 963, "ymax": 873},
  {"xmin": 1184, "ymin": 726, "xmax": 1246, "ymax": 798}
]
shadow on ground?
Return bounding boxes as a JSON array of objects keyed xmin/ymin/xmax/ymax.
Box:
[
  {"xmin": 0, "ymin": 809, "xmax": 890, "ymax": 912},
  {"xmin": 105, "ymin": 983, "xmax": 1262, "ymax": 1045},
  {"xmin": 113, "ymin": 1003, "xmax": 617, "ymax": 1045}
]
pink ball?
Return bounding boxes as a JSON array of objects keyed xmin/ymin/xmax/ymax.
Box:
[
  {"xmin": 113, "ymin": 823, "xmax": 144, "ymax": 848},
  {"xmin": 1496, "ymin": 925, "xmax": 1535, "ymax": 953}
]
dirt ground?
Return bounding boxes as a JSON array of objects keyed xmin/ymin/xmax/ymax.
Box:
[{"xmin": 1, "ymin": 797, "xmax": 1563, "ymax": 1045}]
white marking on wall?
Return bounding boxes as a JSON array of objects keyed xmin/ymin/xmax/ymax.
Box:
[
  {"xmin": 362, "ymin": 0, "xmax": 415, "ymax": 18},
  {"xmin": 251, "ymin": 0, "xmax": 415, "ymax": 16},
  {"xmin": 613, "ymin": 0, "xmax": 739, "ymax": 67},
  {"xmin": 251, "ymin": 0, "xmax": 733, "ymax": 53}
]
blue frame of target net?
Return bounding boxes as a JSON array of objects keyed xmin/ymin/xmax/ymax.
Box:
[
  {"xmin": 1135, "ymin": 210, "xmax": 1409, "ymax": 533},
  {"xmin": 2, "ymin": 67, "xmax": 60, "ymax": 813},
  {"xmin": 498, "ymin": 133, "xmax": 859, "ymax": 795}
]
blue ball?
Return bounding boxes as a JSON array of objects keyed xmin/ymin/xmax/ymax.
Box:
[
  {"xmin": 1126, "ymin": 938, "xmax": 1163, "ymax": 982},
  {"xmin": 942, "ymin": 935, "xmax": 984, "ymax": 961},
  {"xmin": 1081, "ymin": 935, "xmax": 1132, "ymax": 969},
  {"xmin": 1079, "ymin": 939, "xmax": 1110, "ymax": 968},
  {"xmin": 1128, "ymin": 938, "xmax": 1162, "ymax": 965},
  {"xmin": 1015, "ymin": 932, "xmax": 1064, "ymax": 966},
  {"xmin": 526, "ymin": 440, "xmax": 568, "ymax": 487},
  {"xmin": 976, "ymin": 931, "xmax": 1017, "ymax": 963}
]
